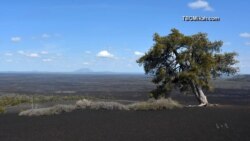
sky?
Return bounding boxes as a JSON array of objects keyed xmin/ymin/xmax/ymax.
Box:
[{"xmin": 1, "ymin": 0, "xmax": 250, "ymax": 73}]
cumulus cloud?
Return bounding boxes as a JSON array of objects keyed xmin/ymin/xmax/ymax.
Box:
[
  {"xmin": 134, "ymin": 51, "xmax": 144, "ymax": 56},
  {"xmin": 42, "ymin": 59, "xmax": 52, "ymax": 62},
  {"xmin": 17, "ymin": 50, "xmax": 25, "ymax": 55},
  {"xmin": 17, "ymin": 50, "xmax": 52, "ymax": 58},
  {"xmin": 32, "ymin": 33, "xmax": 61, "ymax": 40},
  {"xmin": 11, "ymin": 37, "xmax": 21, "ymax": 42},
  {"xmin": 40, "ymin": 51, "xmax": 49, "ymax": 54},
  {"xmin": 83, "ymin": 62, "xmax": 90, "ymax": 65},
  {"xmin": 240, "ymin": 32, "xmax": 250, "ymax": 38},
  {"xmin": 17, "ymin": 51, "xmax": 40, "ymax": 58},
  {"xmin": 27, "ymin": 53, "xmax": 40, "ymax": 58},
  {"xmin": 96, "ymin": 50, "xmax": 114, "ymax": 58},
  {"xmin": 188, "ymin": 0, "xmax": 213, "ymax": 11}
]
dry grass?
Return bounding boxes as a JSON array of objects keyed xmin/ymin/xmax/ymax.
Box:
[
  {"xmin": 19, "ymin": 104, "xmax": 76, "ymax": 116},
  {"xmin": 0, "ymin": 95, "xmax": 31, "ymax": 114},
  {"xmin": 0, "ymin": 94, "xmax": 94, "ymax": 114},
  {"xmin": 75, "ymin": 99, "xmax": 92, "ymax": 108},
  {"xmin": 19, "ymin": 98, "xmax": 182, "ymax": 116},
  {"xmin": 76, "ymin": 99, "xmax": 129, "ymax": 110},
  {"xmin": 128, "ymin": 98, "xmax": 183, "ymax": 110},
  {"xmin": 0, "ymin": 106, "xmax": 5, "ymax": 114},
  {"xmin": 0, "ymin": 95, "xmax": 31, "ymax": 107}
]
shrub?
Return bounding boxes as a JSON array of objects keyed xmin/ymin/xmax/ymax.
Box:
[
  {"xmin": 19, "ymin": 104, "xmax": 76, "ymax": 116},
  {"xmin": 19, "ymin": 98, "xmax": 182, "ymax": 116},
  {"xmin": 76, "ymin": 99, "xmax": 92, "ymax": 108},
  {"xmin": 89, "ymin": 101, "xmax": 128, "ymax": 110},
  {"xmin": 0, "ymin": 95, "xmax": 31, "ymax": 107},
  {"xmin": 76, "ymin": 99, "xmax": 129, "ymax": 110},
  {"xmin": 0, "ymin": 106, "xmax": 5, "ymax": 114},
  {"xmin": 128, "ymin": 98, "xmax": 182, "ymax": 110}
]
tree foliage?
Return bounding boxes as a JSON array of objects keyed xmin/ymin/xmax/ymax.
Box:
[{"xmin": 137, "ymin": 29, "xmax": 238, "ymax": 99}]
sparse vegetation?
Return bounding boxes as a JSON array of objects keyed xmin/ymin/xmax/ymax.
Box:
[
  {"xmin": 0, "ymin": 106, "xmax": 5, "ymax": 114},
  {"xmin": 0, "ymin": 74, "xmax": 154, "ymax": 101},
  {"xmin": 19, "ymin": 98, "xmax": 182, "ymax": 116},
  {"xmin": 19, "ymin": 104, "xmax": 76, "ymax": 116},
  {"xmin": 76, "ymin": 99, "xmax": 129, "ymax": 110},
  {"xmin": 0, "ymin": 94, "xmax": 93, "ymax": 114},
  {"xmin": 128, "ymin": 98, "xmax": 182, "ymax": 110},
  {"xmin": 0, "ymin": 95, "xmax": 31, "ymax": 107},
  {"xmin": 0, "ymin": 95, "xmax": 31, "ymax": 114},
  {"xmin": 75, "ymin": 99, "xmax": 92, "ymax": 108}
]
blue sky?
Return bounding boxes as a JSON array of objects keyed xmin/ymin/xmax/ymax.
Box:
[{"xmin": 1, "ymin": 0, "xmax": 250, "ymax": 73}]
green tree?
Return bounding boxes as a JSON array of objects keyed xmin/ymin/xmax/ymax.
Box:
[{"xmin": 137, "ymin": 29, "xmax": 238, "ymax": 106}]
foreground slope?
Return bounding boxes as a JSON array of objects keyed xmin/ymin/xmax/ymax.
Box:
[{"xmin": 0, "ymin": 107, "xmax": 249, "ymax": 141}]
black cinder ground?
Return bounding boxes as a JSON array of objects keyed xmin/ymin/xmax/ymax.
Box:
[{"xmin": 0, "ymin": 107, "xmax": 249, "ymax": 141}]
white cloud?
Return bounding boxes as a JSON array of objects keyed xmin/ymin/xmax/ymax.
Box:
[
  {"xmin": 188, "ymin": 0, "xmax": 213, "ymax": 11},
  {"xmin": 42, "ymin": 33, "xmax": 51, "ymax": 38},
  {"xmin": 42, "ymin": 59, "xmax": 52, "ymax": 62},
  {"xmin": 17, "ymin": 50, "xmax": 25, "ymax": 54},
  {"xmin": 83, "ymin": 62, "xmax": 90, "ymax": 65},
  {"xmin": 32, "ymin": 33, "xmax": 61, "ymax": 40},
  {"xmin": 245, "ymin": 42, "xmax": 250, "ymax": 46},
  {"xmin": 17, "ymin": 50, "xmax": 42, "ymax": 58},
  {"xmin": 96, "ymin": 50, "xmax": 114, "ymax": 58},
  {"xmin": 11, "ymin": 37, "xmax": 21, "ymax": 42},
  {"xmin": 4, "ymin": 53, "xmax": 13, "ymax": 56},
  {"xmin": 17, "ymin": 50, "xmax": 41, "ymax": 58},
  {"xmin": 27, "ymin": 53, "xmax": 40, "ymax": 58},
  {"xmin": 40, "ymin": 51, "xmax": 49, "ymax": 54},
  {"xmin": 134, "ymin": 51, "xmax": 144, "ymax": 56},
  {"xmin": 240, "ymin": 32, "xmax": 250, "ymax": 38}
]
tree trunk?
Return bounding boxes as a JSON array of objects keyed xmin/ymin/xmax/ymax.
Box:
[
  {"xmin": 190, "ymin": 81, "xmax": 202, "ymax": 103},
  {"xmin": 195, "ymin": 85, "xmax": 208, "ymax": 107},
  {"xmin": 190, "ymin": 81, "xmax": 208, "ymax": 106}
]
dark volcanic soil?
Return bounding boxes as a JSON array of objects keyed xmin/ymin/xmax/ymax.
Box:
[
  {"xmin": 0, "ymin": 107, "xmax": 250, "ymax": 141},
  {"xmin": 0, "ymin": 73, "xmax": 250, "ymax": 141}
]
